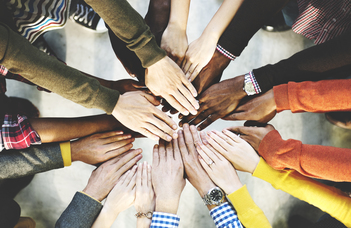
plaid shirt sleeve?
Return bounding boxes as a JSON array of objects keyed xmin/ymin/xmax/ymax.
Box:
[
  {"xmin": 150, "ymin": 212, "xmax": 180, "ymax": 228},
  {"xmin": 0, "ymin": 114, "xmax": 41, "ymax": 151},
  {"xmin": 210, "ymin": 202, "xmax": 243, "ymax": 228}
]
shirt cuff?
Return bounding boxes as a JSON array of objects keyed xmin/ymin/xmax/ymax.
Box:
[
  {"xmin": 216, "ymin": 44, "xmax": 236, "ymax": 61},
  {"xmin": 150, "ymin": 212, "xmax": 180, "ymax": 228},
  {"xmin": 210, "ymin": 202, "xmax": 243, "ymax": 228},
  {"xmin": 79, "ymin": 191, "xmax": 101, "ymax": 204},
  {"xmin": 59, "ymin": 141, "xmax": 71, "ymax": 167},
  {"xmin": 0, "ymin": 65, "xmax": 8, "ymax": 76}
]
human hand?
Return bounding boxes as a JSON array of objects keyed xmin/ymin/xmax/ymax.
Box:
[
  {"xmin": 71, "ymin": 131, "xmax": 135, "ymax": 165},
  {"xmin": 145, "ymin": 56, "xmax": 199, "ymax": 116},
  {"xmin": 161, "ymin": 24, "xmax": 188, "ymax": 66},
  {"xmin": 224, "ymin": 89, "xmax": 277, "ymax": 123},
  {"xmin": 179, "ymin": 76, "xmax": 247, "ymax": 130},
  {"xmin": 196, "ymin": 141, "xmax": 242, "ymax": 195},
  {"xmin": 152, "ymin": 140, "xmax": 186, "ymax": 214},
  {"xmin": 182, "ymin": 36, "xmax": 217, "ymax": 82},
  {"xmin": 178, "ymin": 124, "xmax": 216, "ymax": 197},
  {"xmin": 202, "ymin": 129, "xmax": 261, "ymax": 174},
  {"xmin": 135, "ymin": 161, "xmax": 155, "ymax": 213},
  {"xmin": 225, "ymin": 122, "xmax": 275, "ymax": 152},
  {"xmin": 82, "ymin": 149, "xmax": 142, "ymax": 201},
  {"xmin": 112, "ymin": 91, "xmax": 177, "ymax": 141},
  {"xmin": 108, "ymin": 79, "xmax": 148, "ymax": 95}
]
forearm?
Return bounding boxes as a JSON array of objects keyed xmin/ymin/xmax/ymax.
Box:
[
  {"xmin": 253, "ymin": 159, "xmax": 351, "ymax": 227},
  {"xmin": 259, "ymin": 130, "xmax": 351, "ymax": 182},
  {"xmin": 91, "ymin": 208, "xmax": 118, "ymax": 228},
  {"xmin": 168, "ymin": 0, "xmax": 190, "ymax": 31},
  {"xmin": 29, "ymin": 115, "xmax": 120, "ymax": 143},
  {"xmin": 253, "ymin": 30, "xmax": 351, "ymax": 93}
]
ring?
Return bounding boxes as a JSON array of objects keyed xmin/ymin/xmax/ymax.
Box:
[{"xmin": 208, "ymin": 160, "xmax": 214, "ymax": 166}]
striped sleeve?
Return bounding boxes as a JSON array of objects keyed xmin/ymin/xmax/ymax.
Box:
[{"xmin": 150, "ymin": 212, "xmax": 180, "ymax": 228}]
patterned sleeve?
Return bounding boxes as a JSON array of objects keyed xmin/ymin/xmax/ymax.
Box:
[
  {"xmin": 150, "ymin": 212, "xmax": 180, "ymax": 228},
  {"xmin": 210, "ymin": 202, "xmax": 243, "ymax": 228},
  {"xmin": 0, "ymin": 114, "xmax": 41, "ymax": 151}
]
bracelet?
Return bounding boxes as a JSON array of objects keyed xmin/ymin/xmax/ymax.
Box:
[{"xmin": 135, "ymin": 211, "xmax": 153, "ymax": 219}]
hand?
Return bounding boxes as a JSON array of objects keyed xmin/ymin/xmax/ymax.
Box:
[
  {"xmin": 224, "ymin": 89, "xmax": 277, "ymax": 123},
  {"xmin": 192, "ymin": 49, "xmax": 230, "ymax": 95},
  {"xmin": 182, "ymin": 35, "xmax": 217, "ymax": 82},
  {"xmin": 82, "ymin": 149, "xmax": 142, "ymax": 201},
  {"xmin": 135, "ymin": 161, "xmax": 155, "ymax": 213},
  {"xmin": 152, "ymin": 140, "xmax": 186, "ymax": 214},
  {"xmin": 108, "ymin": 79, "xmax": 148, "ymax": 95},
  {"xmin": 225, "ymin": 122, "xmax": 275, "ymax": 152},
  {"xmin": 161, "ymin": 24, "xmax": 188, "ymax": 66},
  {"xmin": 71, "ymin": 131, "xmax": 135, "ymax": 165},
  {"xmin": 92, "ymin": 166, "xmax": 137, "ymax": 228},
  {"xmin": 112, "ymin": 91, "xmax": 177, "ymax": 141},
  {"xmin": 196, "ymin": 141, "xmax": 243, "ymax": 195},
  {"xmin": 202, "ymin": 129, "xmax": 260, "ymax": 174},
  {"xmin": 177, "ymin": 124, "xmax": 216, "ymax": 197},
  {"xmin": 145, "ymin": 56, "xmax": 199, "ymax": 116},
  {"xmin": 179, "ymin": 76, "xmax": 247, "ymax": 130}
]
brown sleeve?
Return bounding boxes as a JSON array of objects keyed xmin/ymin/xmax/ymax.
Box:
[
  {"xmin": 258, "ymin": 130, "xmax": 351, "ymax": 182},
  {"xmin": 0, "ymin": 23, "xmax": 119, "ymax": 114}
]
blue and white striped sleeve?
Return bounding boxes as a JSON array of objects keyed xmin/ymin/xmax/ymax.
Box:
[
  {"xmin": 210, "ymin": 202, "xmax": 243, "ymax": 228},
  {"xmin": 150, "ymin": 212, "xmax": 180, "ymax": 228}
]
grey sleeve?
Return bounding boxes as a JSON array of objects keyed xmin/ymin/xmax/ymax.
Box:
[
  {"xmin": 0, "ymin": 143, "xmax": 64, "ymax": 180},
  {"xmin": 55, "ymin": 192, "xmax": 103, "ymax": 228}
]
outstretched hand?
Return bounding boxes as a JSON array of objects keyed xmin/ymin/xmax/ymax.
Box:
[{"xmin": 108, "ymin": 79, "xmax": 148, "ymax": 95}]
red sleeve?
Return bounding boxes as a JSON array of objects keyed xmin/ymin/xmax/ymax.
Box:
[
  {"xmin": 273, "ymin": 79, "xmax": 351, "ymax": 113},
  {"xmin": 258, "ymin": 130, "xmax": 351, "ymax": 182}
]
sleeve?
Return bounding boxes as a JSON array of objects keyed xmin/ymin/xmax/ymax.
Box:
[
  {"xmin": 84, "ymin": 0, "xmax": 166, "ymax": 68},
  {"xmin": 59, "ymin": 141, "xmax": 71, "ymax": 167},
  {"xmin": 150, "ymin": 212, "xmax": 180, "ymax": 228},
  {"xmin": 55, "ymin": 191, "xmax": 103, "ymax": 228},
  {"xmin": 253, "ymin": 158, "xmax": 351, "ymax": 227},
  {"xmin": 0, "ymin": 23, "xmax": 119, "ymax": 114},
  {"xmin": 273, "ymin": 80, "xmax": 351, "ymax": 113},
  {"xmin": 218, "ymin": 0, "xmax": 290, "ymax": 56},
  {"xmin": 258, "ymin": 130, "xmax": 351, "ymax": 182},
  {"xmin": 0, "ymin": 142, "xmax": 64, "ymax": 179},
  {"xmin": 253, "ymin": 30, "xmax": 351, "ymax": 93},
  {"xmin": 209, "ymin": 202, "xmax": 243, "ymax": 228},
  {"xmin": 227, "ymin": 186, "xmax": 271, "ymax": 228}
]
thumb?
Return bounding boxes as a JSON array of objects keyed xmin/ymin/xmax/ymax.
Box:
[{"xmin": 143, "ymin": 93, "xmax": 161, "ymax": 106}]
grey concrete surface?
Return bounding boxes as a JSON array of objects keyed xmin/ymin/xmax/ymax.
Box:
[{"xmin": 5, "ymin": 0, "xmax": 351, "ymax": 227}]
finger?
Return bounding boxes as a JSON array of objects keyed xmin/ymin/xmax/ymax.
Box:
[
  {"xmin": 205, "ymin": 133, "xmax": 227, "ymax": 155},
  {"xmin": 97, "ymin": 131, "xmax": 124, "ymax": 139},
  {"xmin": 178, "ymin": 85, "xmax": 200, "ymax": 111},
  {"xmin": 182, "ymin": 59, "xmax": 192, "ymax": 75},
  {"xmin": 123, "ymin": 165, "xmax": 137, "ymax": 185},
  {"xmin": 222, "ymin": 111, "xmax": 246, "ymax": 121},
  {"xmin": 212, "ymin": 130, "xmax": 236, "ymax": 148},
  {"xmin": 207, "ymin": 131, "xmax": 232, "ymax": 151},
  {"xmin": 144, "ymin": 123, "xmax": 172, "ymax": 142},
  {"xmin": 222, "ymin": 129, "xmax": 242, "ymax": 143},
  {"xmin": 171, "ymin": 90, "xmax": 197, "ymax": 116},
  {"xmin": 189, "ymin": 65, "xmax": 201, "ymax": 82},
  {"xmin": 116, "ymin": 151, "xmax": 143, "ymax": 177},
  {"xmin": 104, "ymin": 143, "xmax": 134, "ymax": 160},
  {"xmin": 153, "ymin": 144, "xmax": 160, "ymax": 167},
  {"xmin": 111, "ymin": 148, "xmax": 142, "ymax": 166},
  {"xmin": 180, "ymin": 72, "xmax": 198, "ymax": 98},
  {"xmin": 143, "ymin": 93, "xmax": 161, "ymax": 106},
  {"xmin": 185, "ymin": 108, "xmax": 213, "ymax": 127},
  {"xmin": 165, "ymin": 139, "xmax": 174, "ymax": 161},
  {"xmin": 136, "ymin": 163, "xmax": 143, "ymax": 188},
  {"xmin": 102, "ymin": 134, "xmax": 133, "ymax": 145},
  {"xmin": 198, "ymin": 143, "xmax": 220, "ymax": 162},
  {"xmin": 199, "ymin": 131, "xmax": 209, "ymax": 145},
  {"xmin": 104, "ymin": 138, "xmax": 134, "ymax": 151},
  {"xmin": 197, "ymin": 113, "xmax": 221, "ymax": 130},
  {"xmin": 196, "ymin": 145, "xmax": 212, "ymax": 165},
  {"xmin": 189, "ymin": 125, "xmax": 201, "ymax": 145},
  {"xmin": 182, "ymin": 124, "xmax": 196, "ymax": 154},
  {"xmin": 177, "ymin": 130, "xmax": 189, "ymax": 160},
  {"xmin": 138, "ymin": 127, "xmax": 160, "ymax": 141},
  {"xmin": 128, "ymin": 172, "xmax": 137, "ymax": 190},
  {"xmin": 185, "ymin": 63, "xmax": 197, "ymax": 80},
  {"xmin": 179, "ymin": 100, "xmax": 208, "ymax": 124},
  {"xmin": 147, "ymin": 164, "xmax": 152, "ymax": 188},
  {"xmin": 225, "ymin": 126, "xmax": 255, "ymax": 137},
  {"xmin": 198, "ymin": 155, "xmax": 212, "ymax": 174},
  {"xmin": 169, "ymin": 107, "xmax": 179, "ymax": 115},
  {"xmin": 153, "ymin": 108, "xmax": 178, "ymax": 131},
  {"xmin": 164, "ymin": 94, "xmax": 189, "ymax": 116},
  {"xmin": 158, "ymin": 140, "xmax": 166, "ymax": 162},
  {"xmin": 172, "ymin": 137, "xmax": 182, "ymax": 162},
  {"xmin": 142, "ymin": 161, "xmax": 148, "ymax": 187}
]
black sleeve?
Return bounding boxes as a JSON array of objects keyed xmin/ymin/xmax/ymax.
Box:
[
  {"xmin": 253, "ymin": 30, "xmax": 351, "ymax": 93},
  {"xmin": 218, "ymin": 0, "xmax": 289, "ymax": 56}
]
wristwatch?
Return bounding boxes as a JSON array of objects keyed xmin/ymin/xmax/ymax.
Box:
[
  {"xmin": 243, "ymin": 73, "xmax": 256, "ymax": 96},
  {"xmin": 202, "ymin": 187, "xmax": 225, "ymax": 206}
]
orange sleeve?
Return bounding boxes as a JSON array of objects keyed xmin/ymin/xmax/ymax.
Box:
[
  {"xmin": 258, "ymin": 130, "xmax": 351, "ymax": 182},
  {"xmin": 273, "ymin": 79, "xmax": 351, "ymax": 113}
]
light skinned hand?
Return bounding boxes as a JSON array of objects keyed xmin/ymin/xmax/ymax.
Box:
[
  {"xmin": 178, "ymin": 124, "xmax": 216, "ymax": 197},
  {"xmin": 135, "ymin": 161, "xmax": 155, "ymax": 213},
  {"xmin": 152, "ymin": 139, "xmax": 186, "ymax": 214},
  {"xmin": 145, "ymin": 56, "xmax": 199, "ymax": 116},
  {"xmin": 197, "ymin": 142, "xmax": 243, "ymax": 195},
  {"xmin": 112, "ymin": 91, "xmax": 177, "ymax": 142},
  {"xmin": 225, "ymin": 122, "xmax": 276, "ymax": 152},
  {"xmin": 202, "ymin": 129, "xmax": 260, "ymax": 174},
  {"xmin": 91, "ymin": 166, "xmax": 137, "ymax": 228},
  {"xmin": 224, "ymin": 89, "xmax": 277, "ymax": 123},
  {"xmin": 82, "ymin": 149, "xmax": 142, "ymax": 201},
  {"xmin": 161, "ymin": 25, "xmax": 188, "ymax": 66},
  {"xmin": 179, "ymin": 76, "xmax": 247, "ymax": 130},
  {"xmin": 182, "ymin": 36, "xmax": 217, "ymax": 82},
  {"xmin": 71, "ymin": 131, "xmax": 134, "ymax": 165}
]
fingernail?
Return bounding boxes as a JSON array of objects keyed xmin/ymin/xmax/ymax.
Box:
[
  {"xmin": 173, "ymin": 133, "xmax": 178, "ymax": 139},
  {"xmin": 173, "ymin": 125, "xmax": 177, "ymax": 130},
  {"xmin": 126, "ymin": 135, "xmax": 132, "ymax": 139},
  {"xmin": 195, "ymin": 102, "xmax": 200, "ymax": 110},
  {"xmin": 167, "ymin": 135, "xmax": 172, "ymax": 141},
  {"xmin": 190, "ymin": 110, "xmax": 197, "ymax": 116},
  {"xmin": 183, "ymin": 111, "xmax": 189, "ymax": 116},
  {"xmin": 154, "ymin": 136, "xmax": 159, "ymax": 141}
]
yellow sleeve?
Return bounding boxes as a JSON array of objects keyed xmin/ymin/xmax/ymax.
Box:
[
  {"xmin": 59, "ymin": 141, "xmax": 71, "ymax": 167},
  {"xmin": 227, "ymin": 185, "xmax": 271, "ymax": 228},
  {"xmin": 253, "ymin": 158, "xmax": 351, "ymax": 227}
]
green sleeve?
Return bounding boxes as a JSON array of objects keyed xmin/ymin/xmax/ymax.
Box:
[{"xmin": 84, "ymin": 0, "xmax": 166, "ymax": 68}]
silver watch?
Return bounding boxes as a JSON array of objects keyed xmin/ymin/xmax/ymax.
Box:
[
  {"xmin": 243, "ymin": 73, "xmax": 256, "ymax": 96},
  {"xmin": 202, "ymin": 187, "xmax": 225, "ymax": 206}
]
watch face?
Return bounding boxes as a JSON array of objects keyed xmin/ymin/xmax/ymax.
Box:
[
  {"xmin": 209, "ymin": 189, "xmax": 224, "ymax": 202},
  {"xmin": 244, "ymin": 82, "xmax": 256, "ymax": 94}
]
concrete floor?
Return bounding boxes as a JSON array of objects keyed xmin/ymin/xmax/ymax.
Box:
[{"xmin": 5, "ymin": 0, "xmax": 351, "ymax": 227}]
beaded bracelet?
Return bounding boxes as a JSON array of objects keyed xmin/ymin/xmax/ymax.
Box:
[{"xmin": 135, "ymin": 211, "xmax": 153, "ymax": 219}]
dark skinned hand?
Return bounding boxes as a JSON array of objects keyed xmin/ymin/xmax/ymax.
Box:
[
  {"xmin": 224, "ymin": 89, "xmax": 277, "ymax": 123},
  {"xmin": 225, "ymin": 121, "xmax": 275, "ymax": 151},
  {"xmin": 179, "ymin": 75, "xmax": 247, "ymax": 130},
  {"xmin": 108, "ymin": 79, "xmax": 149, "ymax": 95}
]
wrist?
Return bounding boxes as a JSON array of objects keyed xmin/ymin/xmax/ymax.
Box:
[
  {"xmin": 137, "ymin": 217, "xmax": 152, "ymax": 228},
  {"xmin": 155, "ymin": 197, "xmax": 179, "ymax": 214},
  {"xmin": 198, "ymin": 182, "xmax": 217, "ymax": 198},
  {"xmin": 82, "ymin": 187, "xmax": 103, "ymax": 202},
  {"xmin": 166, "ymin": 21, "xmax": 187, "ymax": 33},
  {"xmin": 231, "ymin": 75, "xmax": 247, "ymax": 99},
  {"xmin": 70, "ymin": 140, "xmax": 79, "ymax": 162},
  {"xmin": 223, "ymin": 182, "xmax": 243, "ymax": 195}
]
